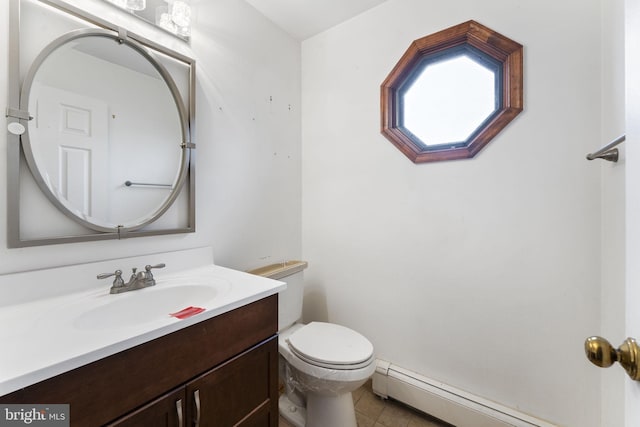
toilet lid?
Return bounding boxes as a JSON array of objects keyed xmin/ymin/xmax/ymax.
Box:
[{"xmin": 287, "ymin": 322, "xmax": 374, "ymax": 369}]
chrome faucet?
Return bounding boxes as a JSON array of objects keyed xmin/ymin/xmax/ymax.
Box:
[{"xmin": 98, "ymin": 263, "xmax": 166, "ymax": 294}]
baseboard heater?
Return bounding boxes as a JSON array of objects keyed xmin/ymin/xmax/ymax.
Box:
[{"xmin": 372, "ymin": 360, "xmax": 557, "ymax": 427}]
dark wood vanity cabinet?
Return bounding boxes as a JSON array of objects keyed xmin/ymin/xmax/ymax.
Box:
[
  {"xmin": 109, "ymin": 338, "xmax": 277, "ymax": 427},
  {"xmin": 1, "ymin": 295, "xmax": 279, "ymax": 427}
]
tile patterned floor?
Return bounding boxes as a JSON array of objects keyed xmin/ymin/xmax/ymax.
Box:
[{"xmin": 279, "ymin": 380, "xmax": 453, "ymax": 427}]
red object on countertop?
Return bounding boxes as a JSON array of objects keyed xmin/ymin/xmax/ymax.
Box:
[{"xmin": 170, "ymin": 306, "xmax": 205, "ymax": 319}]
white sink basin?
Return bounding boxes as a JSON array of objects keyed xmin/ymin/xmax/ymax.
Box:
[
  {"xmin": 0, "ymin": 259, "xmax": 287, "ymax": 397},
  {"xmin": 73, "ymin": 278, "xmax": 231, "ymax": 330}
]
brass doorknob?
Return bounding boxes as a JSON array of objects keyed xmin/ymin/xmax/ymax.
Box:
[{"xmin": 584, "ymin": 336, "xmax": 640, "ymax": 381}]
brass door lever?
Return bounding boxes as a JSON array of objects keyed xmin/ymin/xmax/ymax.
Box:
[{"xmin": 584, "ymin": 336, "xmax": 640, "ymax": 381}]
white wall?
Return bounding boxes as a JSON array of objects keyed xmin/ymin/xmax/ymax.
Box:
[
  {"xmin": 0, "ymin": 0, "xmax": 301, "ymax": 273},
  {"xmin": 301, "ymin": 0, "xmax": 603, "ymax": 425}
]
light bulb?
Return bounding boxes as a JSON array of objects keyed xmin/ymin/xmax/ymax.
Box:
[
  {"xmin": 170, "ymin": 0, "xmax": 191, "ymax": 28},
  {"xmin": 125, "ymin": 0, "xmax": 146, "ymax": 11},
  {"xmin": 156, "ymin": 6, "xmax": 177, "ymax": 32}
]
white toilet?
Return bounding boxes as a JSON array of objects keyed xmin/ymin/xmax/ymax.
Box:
[{"xmin": 255, "ymin": 261, "xmax": 375, "ymax": 427}]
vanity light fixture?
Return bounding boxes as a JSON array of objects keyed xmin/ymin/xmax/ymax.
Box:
[
  {"xmin": 125, "ymin": 0, "xmax": 146, "ymax": 11},
  {"xmin": 106, "ymin": 0, "xmax": 145, "ymax": 11},
  {"xmin": 157, "ymin": 0, "xmax": 191, "ymax": 37},
  {"xmin": 170, "ymin": 0, "xmax": 191, "ymax": 27},
  {"xmin": 106, "ymin": 0, "xmax": 128, "ymax": 8},
  {"xmin": 104, "ymin": 0, "xmax": 192, "ymax": 39}
]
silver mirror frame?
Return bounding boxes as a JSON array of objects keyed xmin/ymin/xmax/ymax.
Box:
[
  {"xmin": 20, "ymin": 28, "xmax": 190, "ymax": 233},
  {"xmin": 6, "ymin": 0, "xmax": 196, "ymax": 247}
]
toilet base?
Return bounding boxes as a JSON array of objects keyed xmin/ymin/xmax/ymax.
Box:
[
  {"xmin": 279, "ymin": 394, "xmax": 306, "ymax": 427},
  {"xmin": 306, "ymin": 391, "xmax": 357, "ymax": 427},
  {"xmin": 279, "ymin": 392, "xmax": 357, "ymax": 427}
]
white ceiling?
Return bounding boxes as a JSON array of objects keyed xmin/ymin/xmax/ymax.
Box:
[{"xmin": 244, "ymin": 0, "xmax": 388, "ymax": 41}]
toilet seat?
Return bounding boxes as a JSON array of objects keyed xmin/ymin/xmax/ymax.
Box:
[{"xmin": 287, "ymin": 322, "xmax": 374, "ymax": 370}]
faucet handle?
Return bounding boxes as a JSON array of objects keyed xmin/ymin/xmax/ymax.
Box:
[
  {"xmin": 144, "ymin": 263, "xmax": 165, "ymax": 283},
  {"xmin": 97, "ymin": 269, "xmax": 125, "ymax": 288},
  {"xmin": 145, "ymin": 263, "xmax": 165, "ymax": 275}
]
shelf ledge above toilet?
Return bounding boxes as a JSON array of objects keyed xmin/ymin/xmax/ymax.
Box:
[{"xmin": 247, "ymin": 260, "xmax": 308, "ymax": 280}]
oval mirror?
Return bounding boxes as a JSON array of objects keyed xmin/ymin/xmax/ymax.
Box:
[{"xmin": 20, "ymin": 29, "xmax": 189, "ymax": 232}]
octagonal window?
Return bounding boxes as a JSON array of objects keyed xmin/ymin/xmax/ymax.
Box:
[
  {"xmin": 381, "ymin": 21, "xmax": 523, "ymax": 163},
  {"xmin": 401, "ymin": 48, "xmax": 501, "ymax": 148}
]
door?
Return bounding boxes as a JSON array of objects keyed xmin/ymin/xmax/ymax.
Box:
[
  {"xmin": 186, "ymin": 337, "xmax": 278, "ymax": 427},
  {"xmin": 29, "ymin": 84, "xmax": 109, "ymax": 219},
  {"xmin": 625, "ymin": 0, "xmax": 640, "ymax": 424}
]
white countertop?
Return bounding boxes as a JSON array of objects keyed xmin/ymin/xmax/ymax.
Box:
[{"xmin": 0, "ymin": 264, "xmax": 285, "ymax": 396}]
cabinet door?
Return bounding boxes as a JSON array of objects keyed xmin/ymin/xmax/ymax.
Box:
[
  {"xmin": 107, "ymin": 388, "xmax": 186, "ymax": 427},
  {"xmin": 187, "ymin": 336, "xmax": 278, "ymax": 427}
]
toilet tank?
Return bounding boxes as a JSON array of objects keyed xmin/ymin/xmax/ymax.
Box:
[{"xmin": 247, "ymin": 261, "xmax": 308, "ymax": 331}]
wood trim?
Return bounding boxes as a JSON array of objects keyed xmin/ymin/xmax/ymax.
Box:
[{"xmin": 381, "ymin": 20, "xmax": 523, "ymax": 163}]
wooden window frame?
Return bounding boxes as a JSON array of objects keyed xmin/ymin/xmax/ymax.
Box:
[{"xmin": 381, "ymin": 20, "xmax": 523, "ymax": 163}]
